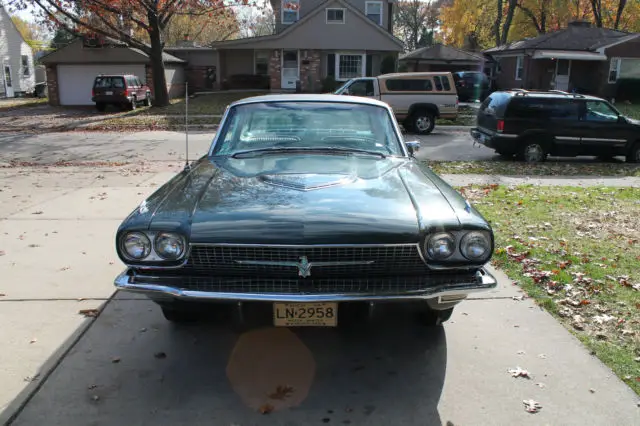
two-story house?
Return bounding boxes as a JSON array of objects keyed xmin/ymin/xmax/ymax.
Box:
[
  {"xmin": 211, "ymin": 0, "xmax": 404, "ymax": 91},
  {"xmin": 0, "ymin": 3, "xmax": 35, "ymax": 97}
]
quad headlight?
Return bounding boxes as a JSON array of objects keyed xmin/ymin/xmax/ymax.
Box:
[
  {"xmin": 119, "ymin": 231, "xmax": 187, "ymax": 262},
  {"xmin": 122, "ymin": 232, "xmax": 151, "ymax": 260},
  {"xmin": 154, "ymin": 232, "xmax": 186, "ymax": 260},
  {"xmin": 426, "ymin": 232, "xmax": 456, "ymax": 260},
  {"xmin": 460, "ymin": 231, "xmax": 491, "ymax": 261}
]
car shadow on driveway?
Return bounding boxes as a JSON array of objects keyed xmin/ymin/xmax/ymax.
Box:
[{"xmin": 8, "ymin": 293, "xmax": 448, "ymax": 426}]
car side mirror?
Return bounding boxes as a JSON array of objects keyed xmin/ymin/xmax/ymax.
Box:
[{"xmin": 405, "ymin": 140, "xmax": 420, "ymax": 156}]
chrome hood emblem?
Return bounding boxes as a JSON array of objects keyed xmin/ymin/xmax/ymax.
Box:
[
  {"xmin": 235, "ymin": 255, "xmax": 374, "ymax": 277},
  {"xmin": 258, "ymin": 174, "xmax": 357, "ymax": 191}
]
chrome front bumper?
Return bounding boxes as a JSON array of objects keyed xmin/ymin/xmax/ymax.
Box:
[{"xmin": 113, "ymin": 268, "xmax": 498, "ymax": 303}]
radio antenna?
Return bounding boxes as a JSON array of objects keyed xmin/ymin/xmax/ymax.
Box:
[{"xmin": 184, "ymin": 81, "xmax": 190, "ymax": 170}]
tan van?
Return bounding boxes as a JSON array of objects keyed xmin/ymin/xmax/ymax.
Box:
[{"xmin": 334, "ymin": 72, "xmax": 459, "ymax": 135}]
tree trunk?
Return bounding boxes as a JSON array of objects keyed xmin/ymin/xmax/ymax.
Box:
[
  {"xmin": 500, "ymin": 0, "xmax": 518, "ymax": 46},
  {"xmin": 614, "ymin": 0, "xmax": 627, "ymax": 30},
  {"xmin": 494, "ymin": 0, "xmax": 503, "ymax": 46},
  {"xmin": 147, "ymin": 7, "xmax": 169, "ymax": 107},
  {"xmin": 149, "ymin": 43, "xmax": 169, "ymax": 107}
]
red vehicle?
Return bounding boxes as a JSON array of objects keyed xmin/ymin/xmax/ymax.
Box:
[{"xmin": 91, "ymin": 74, "xmax": 152, "ymax": 111}]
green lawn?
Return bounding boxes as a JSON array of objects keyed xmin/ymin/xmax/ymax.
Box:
[
  {"xmin": 139, "ymin": 91, "xmax": 269, "ymax": 116},
  {"xmin": 463, "ymin": 185, "xmax": 640, "ymax": 394},
  {"xmin": 0, "ymin": 98, "xmax": 48, "ymax": 111},
  {"xmin": 616, "ymin": 103, "xmax": 640, "ymax": 120},
  {"xmin": 425, "ymin": 160, "xmax": 640, "ymax": 177}
]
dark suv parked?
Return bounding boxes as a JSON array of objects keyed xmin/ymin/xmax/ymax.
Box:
[
  {"xmin": 470, "ymin": 90, "xmax": 640, "ymax": 163},
  {"xmin": 452, "ymin": 71, "xmax": 491, "ymax": 102},
  {"xmin": 92, "ymin": 74, "xmax": 152, "ymax": 111}
]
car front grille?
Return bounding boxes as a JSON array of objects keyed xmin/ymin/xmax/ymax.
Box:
[{"xmin": 182, "ymin": 244, "xmax": 428, "ymax": 277}]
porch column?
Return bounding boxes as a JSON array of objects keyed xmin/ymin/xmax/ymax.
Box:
[
  {"xmin": 300, "ymin": 50, "xmax": 321, "ymax": 93},
  {"xmin": 45, "ymin": 65, "xmax": 59, "ymax": 106},
  {"xmin": 269, "ymin": 50, "xmax": 282, "ymax": 91}
]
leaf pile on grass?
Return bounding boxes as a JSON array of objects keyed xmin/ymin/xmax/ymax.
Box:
[
  {"xmin": 460, "ymin": 184, "xmax": 640, "ymax": 394},
  {"xmin": 428, "ymin": 160, "xmax": 640, "ymax": 177}
]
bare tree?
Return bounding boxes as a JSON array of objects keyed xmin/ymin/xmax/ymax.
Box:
[
  {"xmin": 493, "ymin": 0, "xmax": 518, "ymax": 45},
  {"xmin": 517, "ymin": 0, "xmax": 551, "ymax": 34},
  {"xmin": 393, "ymin": 0, "xmax": 439, "ymax": 52}
]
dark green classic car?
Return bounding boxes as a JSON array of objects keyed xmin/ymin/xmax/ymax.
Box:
[{"xmin": 114, "ymin": 94, "xmax": 497, "ymax": 326}]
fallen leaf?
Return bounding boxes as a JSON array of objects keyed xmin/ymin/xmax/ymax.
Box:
[
  {"xmin": 523, "ymin": 399, "xmax": 542, "ymax": 413},
  {"xmin": 78, "ymin": 309, "xmax": 99, "ymax": 318},
  {"xmin": 23, "ymin": 374, "xmax": 40, "ymax": 383},
  {"xmin": 508, "ymin": 367, "xmax": 531, "ymax": 379},
  {"xmin": 268, "ymin": 385, "xmax": 294, "ymax": 400},
  {"xmin": 538, "ymin": 354, "xmax": 547, "ymax": 359},
  {"xmin": 29, "ymin": 338, "xmax": 37, "ymax": 344},
  {"xmin": 111, "ymin": 357, "xmax": 121, "ymax": 363},
  {"xmin": 0, "ymin": 250, "xmax": 5, "ymax": 256},
  {"xmin": 59, "ymin": 266, "xmax": 70, "ymax": 271},
  {"xmin": 517, "ymin": 350, "xmax": 526, "ymax": 355},
  {"xmin": 535, "ymin": 382, "xmax": 545, "ymax": 388},
  {"xmin": 154, "ymin": 352, "xmax": 167, "ymax": 359},
  {"xmin": 91, "ymin": 395, "xmax": 100, "ymax": 402},
  {"xmin": 258, "ymin": 404, "xmax": 274, "ymax": 414},
  {"xmin": 88, "ymin": 385, "xmax": 97, "ymax": 390},
  {"xmin": 589, "ymin": 388, "xmax": 596, "ymax": 393},
  {"xmin": 571, "ymin": 315, "xmax": 586, "ymax": 330}
]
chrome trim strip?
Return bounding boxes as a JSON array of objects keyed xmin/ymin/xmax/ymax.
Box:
[
  {"xmin": 113, "ymin": 268, "xmax": 498, "ymax": 302},
  {"xmin": 582, "ymin": 137, "xmax": 627, "ymax": 142},
  {"xmin": 556, "ymin": 136, "xmax": 581, "ymax": 141},
  {"xmin": 497, "ymin": 133, "xmax": 517, "ymax": 138},
  {"xmin": 189, "ymin": 242, "xmax": 421, "ymax": 248},
  {"xmin": 207, "ymin": 105, "xmax": 231, "ymax": 156}
]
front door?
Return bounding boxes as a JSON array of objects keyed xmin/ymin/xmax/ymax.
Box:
[
  {"xmin": 554, "ymin": 59, "xmax": 571, "ymax": 91},
  {"xmin": 3, "ymin": 64, "xmax": 14, "ymax": 97},
  {"xmin": 579, "ymin": 100, "xmax": 631, "ymax": 157},
  {"xmin": 281, "ymin": 50, "xmax": 299, "ymax": 90}
]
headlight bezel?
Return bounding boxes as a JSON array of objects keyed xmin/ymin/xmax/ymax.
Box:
[
  {"xmin": 154, "ymin": 232, "xmax": 186, "ymax": 260},
  {"xmin": 459, "ymin": 231, "xmax": 492, "ymax": 262},
  {"xmin": 120, "ymin": 231, "xmax": 152, "ymax": 261},
  {"xmin": 117, "ymin": 230, "xmax": 188, "ymax": 265},
  {"xmin": 425, "ymin": 232, "xmax": 456, "ymax": 260},
  {"xmin": 423, "ymin": 229, "xmax": 493, "ymax": 265}
]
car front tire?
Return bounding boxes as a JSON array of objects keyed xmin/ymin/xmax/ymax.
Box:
[
  {"xmin": 419, "ymin": 307, "xmax": 454, "ymax": 326},
  {"xmin": 144, "ymin": 92, "xmax": 152, "ymax": 107},
  {"xmin": 411, "ymin": 110, "xmax": 436, "ymax": 135}
]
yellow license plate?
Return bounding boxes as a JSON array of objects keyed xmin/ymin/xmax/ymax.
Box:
[{"xmin": 273, "ymin": 302, "xmax": 338, "ymax": 327}]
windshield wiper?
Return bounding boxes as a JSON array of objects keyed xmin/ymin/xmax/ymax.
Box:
[{"xmin": 230, "ymin": 147, "xmax": 386, "ymax": 159}]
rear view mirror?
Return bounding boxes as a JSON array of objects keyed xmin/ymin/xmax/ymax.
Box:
[{"xmin": 405, "ymin": 140, "xmax": 420, "ymax": 156}]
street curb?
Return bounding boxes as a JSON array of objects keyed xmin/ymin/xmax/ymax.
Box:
[{"xmin": 0, "ymin": 292, "xmax": 119, "ymax": 426}]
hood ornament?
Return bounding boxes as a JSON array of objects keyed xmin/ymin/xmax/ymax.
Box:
[{"xmin": 235, "ymin": 256, "xmax": 374, "ymax": 277}]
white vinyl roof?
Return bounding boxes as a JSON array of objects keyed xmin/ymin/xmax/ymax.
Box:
[{"xmin": 532, "ymin": 50, "xmax": 607, "ymax": 61}]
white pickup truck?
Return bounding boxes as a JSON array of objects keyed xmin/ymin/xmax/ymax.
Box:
[{"xmin": 334, "ymin": 72, "xmax": 459, "ymax": 135}]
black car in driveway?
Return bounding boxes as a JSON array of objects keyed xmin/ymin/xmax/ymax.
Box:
[
  {"xmin": 470, "ymin": 90, "xmax": 640, "ymax": 163},
  {"xmin": 452, "ymin": 71, "xmax": 491, "ymax": 102},
  {"xmin": 113, "ymin": 94, "xmax": 497, "ymax": 327}
]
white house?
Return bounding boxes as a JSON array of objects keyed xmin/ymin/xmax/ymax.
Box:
[{"xmin": 0, "ymin": 2, "xmax": 36, "ymax": 97}]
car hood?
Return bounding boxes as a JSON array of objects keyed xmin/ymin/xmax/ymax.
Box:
[{"xmin": 132, "ymin": 154, "xmax": 468, "ymax": 245}]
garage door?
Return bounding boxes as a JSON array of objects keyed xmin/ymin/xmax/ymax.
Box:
[{"xmin": 57, "ymin": 64, "xmax": 146, "ymax": 105}]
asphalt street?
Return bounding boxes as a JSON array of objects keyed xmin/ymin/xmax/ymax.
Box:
[
  {"xmin": 0, "ymin": 129, "xmax": 639, "ymax": 425},
  {"xmin": 0, "ymin": 128, "xmax": 496, "ymax": 166}
]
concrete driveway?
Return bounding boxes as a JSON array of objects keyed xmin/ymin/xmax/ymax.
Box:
[
  {"xmin": 1, "ymin": 160, "xmax": 639, "ymax": 425},
  {"xmin": 1, "ymin": 129, "xmax": 639, "ymax": 424}
]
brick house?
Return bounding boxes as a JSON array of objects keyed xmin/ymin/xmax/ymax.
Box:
[
  {"xmin": 485, "ymin": 20, "xmax": 640, "ymax": 99},
  {"xmin": 210, "ymin": 0, "xmax": 404, "ymax": 92}
]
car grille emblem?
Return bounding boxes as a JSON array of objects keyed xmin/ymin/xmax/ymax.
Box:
[{"xmin": 234, "ymin": 256, "xmax": 374, "ymax": 277}]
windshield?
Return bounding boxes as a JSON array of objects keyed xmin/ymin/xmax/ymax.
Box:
[{"xmin": 211, "ymin": 101, "xmax": 405, "ymax": 157}]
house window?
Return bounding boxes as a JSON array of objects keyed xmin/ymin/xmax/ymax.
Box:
[
  {"xmin": 326, "ymin": 8, "xmax": 345, "ymax": 24},
  {"xmin": 282, "ymin": 0, "xmax": 299, "ymax": 25},
  {"xmin": 365, "ymin": 1, "xmax": 383, "ymax": 26},
  {"xmin": 254, "ymin": 50, "xmax": 269, "ymax": 75},
  {"xmin": 515, "ymin": 55, "xmax": 524, "ymax": 80},
  {"xmin": 338, "ymin": 54, "xmax": 365, "ymax": 80},
  {"xmin": 21, "ymin": 55, "xmax": 30, "ymax": 77},
  {"xmin": 608, "ymin": 57, "xmax": 621, "ymax": 83}
]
